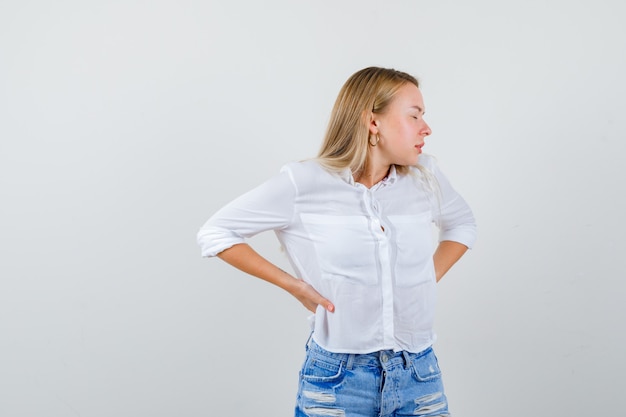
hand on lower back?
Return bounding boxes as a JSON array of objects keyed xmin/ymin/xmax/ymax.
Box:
[{"xmin": 291, "ymin": 279, "xmax": 335, "ymax": 314}]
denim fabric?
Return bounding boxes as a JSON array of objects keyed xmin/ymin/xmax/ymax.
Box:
[{"xmin": 295, "ymin": 340, "xmax": 450, "ymax": 417}]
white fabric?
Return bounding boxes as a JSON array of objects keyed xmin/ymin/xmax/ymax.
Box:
[{"xmin": 197, "ymin": 155, "xmax": 476, "ymax": 354}]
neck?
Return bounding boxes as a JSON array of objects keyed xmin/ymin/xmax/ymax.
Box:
[{"xmin": 354, "ymin": 164, "xmax": 391, "ymax": 188}]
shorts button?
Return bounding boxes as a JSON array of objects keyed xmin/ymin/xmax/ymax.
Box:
[{"xmin": 381, "ymin": 354, "xmax": 388, "ymax": 363}]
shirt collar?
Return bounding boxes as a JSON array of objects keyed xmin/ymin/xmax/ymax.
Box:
[
  {"xmin": 338, "ymin": 165, "xmax": 398, "ymax": 187},
  {"xmin": 383, "ymin": 165, "xmax": 398, "ymax": 185}
]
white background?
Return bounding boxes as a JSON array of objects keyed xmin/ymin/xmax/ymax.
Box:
[{"xmin": 1, "ymin": 1, "xmax": 625, "ymax": 416}]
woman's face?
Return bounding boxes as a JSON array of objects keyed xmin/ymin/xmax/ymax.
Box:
[{"xmin": 372, "ymin": 83, "xmax": 432, "ymax": 167}]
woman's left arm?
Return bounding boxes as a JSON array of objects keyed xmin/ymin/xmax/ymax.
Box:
[
  {"xmin": 424, "ymin": 156, "xmax": 477, "ymax": 282},
  {"xmin": 433, "ymin": 240, "xmax": 468, "ymax": 282}
]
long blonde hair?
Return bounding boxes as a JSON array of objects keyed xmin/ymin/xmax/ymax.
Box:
[{"xmin": 316, "ymin": 67, "xmax": 419, "ymax": 176}]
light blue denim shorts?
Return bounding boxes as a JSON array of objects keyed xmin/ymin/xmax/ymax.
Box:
[{"xmin": 295, "ymin": 339, "xmax": 450, "ymax": 417}]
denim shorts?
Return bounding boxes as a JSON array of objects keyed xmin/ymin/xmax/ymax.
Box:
[{"xmin": 295, "ymin": 339, "xmax": 450, "ymax": 417}]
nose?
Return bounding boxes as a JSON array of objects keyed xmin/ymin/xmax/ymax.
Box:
[{"xmin": 422, "ymin": 120, "xmax": 432, "ymax": 136}]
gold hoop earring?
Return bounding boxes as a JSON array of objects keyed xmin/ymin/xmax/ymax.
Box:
[{"xmin": 369, "ymin": 134, "xmax": 380, "ymax": 146}]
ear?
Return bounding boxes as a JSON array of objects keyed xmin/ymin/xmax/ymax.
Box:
[{"xmin": 365, "ymin": 111, "xmax": 379, "ymax": 135}]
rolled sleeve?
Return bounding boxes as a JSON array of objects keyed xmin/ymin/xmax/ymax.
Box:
[
  {"xmin": 427, "ymin": 158, "xmax": 477, "ymax": 249},
  {"xmin": 437, "ymin": 196, "xmax": 477, "ymax": 248},
  {"xmin": 197, "ymin": 168, "xmax": 297, "ymax": 257}
]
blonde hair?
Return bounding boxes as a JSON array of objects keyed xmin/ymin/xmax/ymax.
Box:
[{"xmin": 316, "ymin": 67, "xmax": 419, "ymax": 176}]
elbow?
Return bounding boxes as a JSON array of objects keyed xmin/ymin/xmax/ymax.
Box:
[
  {"xmin": 197, "ymin": 227, "xmax": 245, "ymax": 258},
  {"xmin": 439, "ymin": 222, "xmax": 477, "ymax": 249}
]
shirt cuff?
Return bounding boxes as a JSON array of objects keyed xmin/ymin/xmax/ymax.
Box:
[
  {"xmin": 439, "ymin": 226, "xmax": 477, "ymax": 249},
  {"xmin": 197, "ymin": 228, "xmax": 246, "ymax": 257}
]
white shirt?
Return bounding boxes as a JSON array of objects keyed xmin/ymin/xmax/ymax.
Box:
[{"xmin": 197, "ymin": 154, "xmax": 476, "ymax": 354}]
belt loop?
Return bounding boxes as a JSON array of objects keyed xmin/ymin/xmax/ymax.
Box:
[
  {"xmin": 346, "ymin": 354, "xmax": 355, "ymax": 370},
  {"xmin": 402, "ymin": 351, "xmax": 412, "ymax": 369}
]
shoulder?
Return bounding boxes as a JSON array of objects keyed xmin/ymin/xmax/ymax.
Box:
[
  {"xmin": 402, "ymin": 154, "xmax": 439, "ymax": 181},
  {"xmin": 413, "ymin": 153, "xmax": 438, "ymax": 172},
  {"xmin": 280, "ymin": 159, "xmax": 324, "ymax": 174},
  {"xmin": 400, "ymin": 155, "xmax": 443, "ymax": 194},
  {"xmin": 280, "ymin": 159, "xmax": 338, "ymax": 181},
  {"xmin": 279, "ymin": 159, "xmax": 344, "ymax": 193}
]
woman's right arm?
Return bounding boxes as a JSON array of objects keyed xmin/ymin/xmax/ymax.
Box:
[
  {"xmin": 198, "ymin": 167, "xmax": 334, "ymax": 313},
  {"xmin": 217, "ymin": 243, "xmax": 334, "ymax": 313}
]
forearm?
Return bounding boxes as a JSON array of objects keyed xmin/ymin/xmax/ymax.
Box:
[
  {"xmin": 433, "ymin": 240, "xmax": 468, "ymax": 282},
  {"xmin": 216, "ymin": 243, "xmax": 334, "ymax": 313},
  {"xmin": 217, "ymin": 243, "xmax": 297, "ymax": 292}
]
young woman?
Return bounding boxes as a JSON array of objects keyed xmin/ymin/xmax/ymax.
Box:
[{"xmin": 197, "ymin": 67, "xmax": 476, "ymax": 417}]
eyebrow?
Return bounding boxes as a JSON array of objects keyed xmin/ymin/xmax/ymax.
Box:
[{"xmin": 410, "ymin": 105, "xmax": 425, "ymax": 114}]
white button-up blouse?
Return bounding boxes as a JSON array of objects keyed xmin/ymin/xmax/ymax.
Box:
[{"xmin": 197, "ymin": 154, "xmax": 477, "ymax": 354}]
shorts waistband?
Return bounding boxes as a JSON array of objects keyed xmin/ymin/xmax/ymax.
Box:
[{"xmin": 306, "ymin": 339, "xmax": 432, "ymax": 370}]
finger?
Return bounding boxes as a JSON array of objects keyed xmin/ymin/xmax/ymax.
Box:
[
  {"xmin": 309, "ymin": 290, "xmax": 333, "ymax": 313},
  {"xmin": 319, "ymin": 298, "xmax": 334, "ymax": 313}
]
